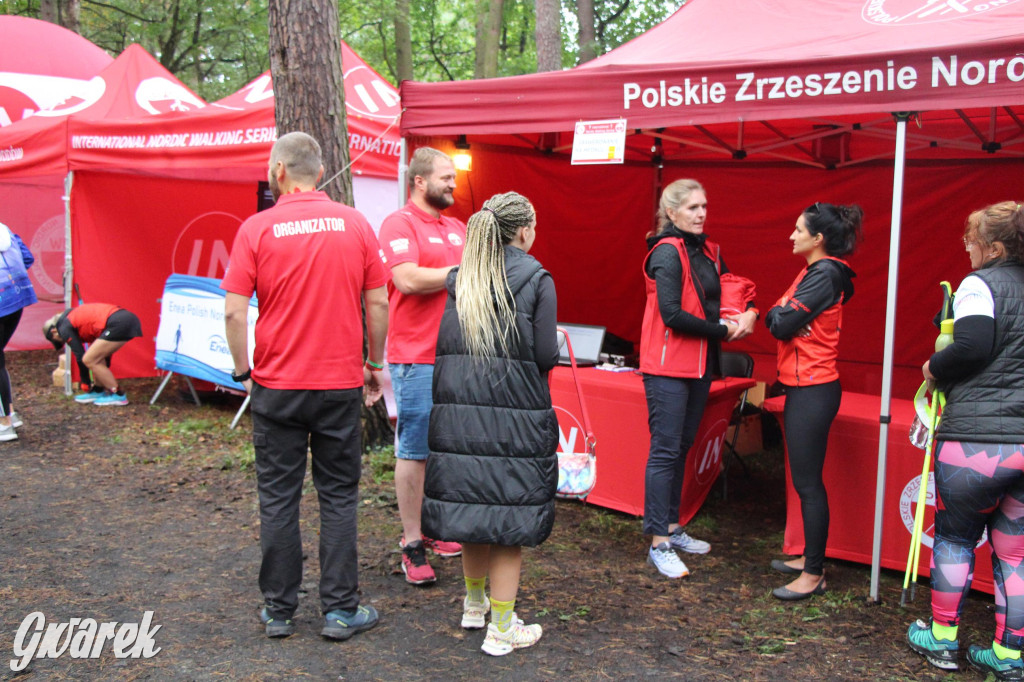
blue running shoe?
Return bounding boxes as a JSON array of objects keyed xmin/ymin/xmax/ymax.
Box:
[
  {"xmin": 74, "ymin": 388, "xmax": 105, "ymax": 404},
  {"xmin": 259, "ymin": 607, "xmax": 295, "ymax": 638},
  {"xmin": 906, "ymin": 619, "xmax": 958, "ymax": 671},
  {"xmin": 93, "ymin": 391, "xmax": 128, "ymax": 406},
  {"xmin": 322, "ymin": 605, "xmax": 378, "ymax": 641},
  {"xmin": 967, "ymin": 644, "xmax": 1024, "ymax": 680}
]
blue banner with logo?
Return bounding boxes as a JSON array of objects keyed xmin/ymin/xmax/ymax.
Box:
[{"xmin": 154, "ymin": 274, "xmax": 257, "ymax": 389}]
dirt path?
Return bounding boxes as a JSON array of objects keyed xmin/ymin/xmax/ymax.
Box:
[{"xmin": 0, "ymin": 350, "xmax": 988, "ymax": 680}]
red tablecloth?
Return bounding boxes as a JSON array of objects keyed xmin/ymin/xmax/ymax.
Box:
[
  {"xmin": 550, "ymin": 367, "xmax": 755, "ymax": 524},
  {"xmin": 763, "ymin": 391, "xmax": 994, "ymax": 594}
]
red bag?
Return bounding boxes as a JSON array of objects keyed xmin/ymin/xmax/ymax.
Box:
[{"xmin": 719, "ymin": 273, "xmax": 756, "ymax": 318}]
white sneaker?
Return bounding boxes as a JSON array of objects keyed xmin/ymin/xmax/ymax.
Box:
[
  {"xmin": 0, "ymin": 423, "xmax": 17, "ymax": 442},
  {"xmin": 648, "ymin": 542, "xmax": 689, "ymax": 578},
  {"xmin": 481, "ymin": 615, "xmax": 542, "ymax": 656},
  {"xmin": 669, "ymin": 528, "xmax": 711, "ymax": 554},
  {"xmin": 9, "ymin": 412, "xmax": 22, "ymax": 428},
  {"xmin": 462, "ymin": 595, "xmax": 490, "ymax": 630}
]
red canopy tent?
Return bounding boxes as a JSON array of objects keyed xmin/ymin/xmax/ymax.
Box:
[
  {"xmin": 0, "ymin": 40, "xmax": 400, "ymax": 361},
  {"xmin": 399, "ymin": 0, "xmax": 1024, "ymax": 598},
  {"xmin": 0, "ymin": 42, "xmax": 207, "ymax": 350}
]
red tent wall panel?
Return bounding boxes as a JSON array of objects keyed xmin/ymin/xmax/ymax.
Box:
[
  {"xmin": 447, "ymin": 146, "xmax": 654, "ymax": 346},
  {"xmin": 70, "ymin": 172, "xmax": 256, "ymax": 378},
  {"xmin": 443, "ymin": 144, "xmax": 1021, "ymax": 397},
  {"xmin": 0, "ymin": 174, "xmax": 69, "ymax": 349}
]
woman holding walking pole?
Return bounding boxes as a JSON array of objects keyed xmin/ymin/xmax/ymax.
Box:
[{"xmin": 907, "ymin": 201, "xmax": 1024, "ymax": 679}]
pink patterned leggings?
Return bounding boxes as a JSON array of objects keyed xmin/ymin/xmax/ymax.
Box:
[{"xmin": 930, "ymin": 439, "xmax": 1024, "ymax": 649}]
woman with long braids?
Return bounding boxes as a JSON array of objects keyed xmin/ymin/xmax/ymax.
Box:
[
  {"xmin": 422, "ymin": 191, "xmax": 559, "ymax": 656},
  {"xmin": 907, "ymin": 202, "xmax": 1024, "ymax": 679},
  {"xmin": 766, "ymin": 202, "xmax": 861, "ymax": 600}
]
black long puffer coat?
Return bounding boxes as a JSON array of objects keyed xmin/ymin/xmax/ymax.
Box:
[{"xmin": 423, "ymin": 245, "xmax": 559, "ymax": 547}]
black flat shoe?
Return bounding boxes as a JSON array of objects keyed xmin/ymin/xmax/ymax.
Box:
[
  {"xmin": 770, "ymin": 559, "xmax": 802, "ymax": 575},
  {"xmin": 772, "ymin": 579, "xmax": 826, "ymax": 601}
]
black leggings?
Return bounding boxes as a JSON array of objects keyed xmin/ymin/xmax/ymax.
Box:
[
  {"xmin": 0, "ymin": 309, "xmax": 23, "ymax": 417},
  {"xmin": 783, "ymin": 380, "xmax": 842, "ymax": 576}
]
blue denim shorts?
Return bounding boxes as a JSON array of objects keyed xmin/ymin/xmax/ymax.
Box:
[{"xmin": 391, "ymin": 363, "xmax": 433, "ymax": 461}]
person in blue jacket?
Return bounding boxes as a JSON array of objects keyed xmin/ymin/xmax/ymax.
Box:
[{"xmin": 0, "ymin": 221, "xmax": 37, "ymax": 441}]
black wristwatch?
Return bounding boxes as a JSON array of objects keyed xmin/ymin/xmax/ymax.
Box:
[{"xmin": 231, "ymin": 368, "xmax": 252, "ymax": 383}]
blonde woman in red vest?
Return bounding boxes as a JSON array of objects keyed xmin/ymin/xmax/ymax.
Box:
[
  {"xmin": 766, "ymin": 202, "xmax": 862, "ymax": 600},
  {"xmin": 639, "ymin": 179, "xmax": 758, "ymax": 579}
]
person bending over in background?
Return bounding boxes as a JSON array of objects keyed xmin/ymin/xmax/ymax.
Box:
[
  {"xmin": 43, "ymin": 302, "xmax": 142, "ymax": 407},
  {"xmin": 765, "ymin": 202, "xmax": 862, "ymax": 600},
  {"xmin": 422, "ymin": 192, "xmax": 558, "ymax": 656},
  {"xmin": 0, "ymin": 221, "xmax": 37, "ymax": 439},
  {"xmin": 907, "ymin": 201, "xmax": 1024, "ymax": 679},
  {"xmin": 639, "ymin": 178, "xmax": 758, "ymax": 579}
]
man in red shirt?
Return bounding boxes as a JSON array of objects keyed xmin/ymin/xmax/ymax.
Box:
[
  {"xmin": 379, "ymin": 147, "xmax": 466, "ymax": 585},
  {"xmin": 222, "ymin": 132, "xmax": 389, "ymax": 640}
]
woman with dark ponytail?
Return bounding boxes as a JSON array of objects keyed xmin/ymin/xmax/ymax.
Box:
[
  {"xmin": 765, "ymin": 202, "xmax": 862, "ymax": 600},
  {"xmin": 423, "ymin": 191, "xmax": 559, "ymax": 656},
  {"xmin": 907, "ymin": 202, "xmax": 1024, "ymax": 678}
]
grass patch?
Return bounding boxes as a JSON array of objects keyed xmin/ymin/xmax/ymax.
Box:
[
  {"xmin": 364, "ymin": 446, "xmax": 395, "ymax": 484},
  {"xmin": 577, "ymin": 508, "xmax": 639, "ymax": 541}
]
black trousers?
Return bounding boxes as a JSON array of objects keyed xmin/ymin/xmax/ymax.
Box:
[
  {"xmin": 250, "ymin": 383, "xmax": 363, "ymax": 618},
  {"xmin": 782, "ymin": 379, "xmax": 841, "ymax": 577},
  {"xmin": 0, "ymin": 308, "xmax": 21, "ymax": 416}
]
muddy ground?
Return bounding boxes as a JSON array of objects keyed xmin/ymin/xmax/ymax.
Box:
[{"xmin": 0, "ymin": 350, "xmax": 990, "ymax": 680}]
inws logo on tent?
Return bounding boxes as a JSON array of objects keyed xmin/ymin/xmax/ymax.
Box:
[
  {"xmin": 172, "ymin": 212, "xmax": 243, "ymax": 280},
  {"xmin": 863, "ymin": 0, "xmax": 1021, "ymax": 25},
  {"xmin": 29, "ymin": 215, "xmax": 66, "ymax": 297},
  {"xmin": 692, "ymin": 417, "xmax": 728, "ymax": 486},
  {"xmin": 135, "ymin": 78, "xmax": 205, "ymax": 114},
  {"xmin": 0, "ymin": 73, "xmax": 105, "ymax": 121},
  {"xmin": 343, "ymin": 65, "xmax": 399, "ymax": 120},
  {"xmin": 554, "ymin": 406, "xmax": 586, "ymax": 457}
]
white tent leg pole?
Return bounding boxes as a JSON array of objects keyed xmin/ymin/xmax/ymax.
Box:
[
  {"xmin": 870, "ymin": 114, "xmax": 910, "ymax": 602},
  {"xmin": 62, "ymin": 171, "xmax": 73, "ymax": 397},
  {"xmin": 398, "ymin": 138, "xmax": 408, "ymax": 206}
]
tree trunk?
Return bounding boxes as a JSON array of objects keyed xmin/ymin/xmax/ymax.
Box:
[
  {"xmin": 394, "ymin": 0, "xmax": 413, "ymax": 83},
  {"xmin": 268, "ymin": 0, "xmax": 352, "ymax": 205},
  {"xmin": 535, "ymin": 0, "xmax": 562, "ymax": 72},
  {"xmin": 40, "ymin": 0, "xmax": 80, "ymax": 33},
  {"xmin": 576, "ymin": 0, "xmax": 598, "ymax": 64},
  {"xmin": 473, "ymin": 0, "xmax": 489, "ymax": 78},
  {"xmin": 482, "ymin": 0, "xmax": 504, "ymax": 78}
]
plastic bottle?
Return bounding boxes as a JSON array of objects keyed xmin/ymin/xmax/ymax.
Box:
[
  {"xmin": 935, "ymin": 318, "xmax": 954, "ymax": 352},
  {"xmin": 910, "ymin": 319, "xmax": 956, "ymax": 448}
]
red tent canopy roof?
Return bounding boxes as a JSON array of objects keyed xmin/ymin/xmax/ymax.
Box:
[
  {"xmin": 400, "ymin": 0, "xmax": 1024, "ymax": 154},
  {"xmin": 0, "ymin": 15, "xmax": 111, "ymax": 77}
]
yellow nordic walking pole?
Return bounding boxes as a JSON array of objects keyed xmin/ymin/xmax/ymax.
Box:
[
  {"xmin": 910, "ymin": 390, "xmax": 945, "ymax": 596},
  {"xmin": 901, "ymin": 281, "xmax": 954, "ymax": 607}
]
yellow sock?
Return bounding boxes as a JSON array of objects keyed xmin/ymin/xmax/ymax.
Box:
[
  {"xmin": 490, "ymin": 598, "xmax": 515, "ymax": 632},
  {"xmin": 993, "ymin": 641, "xmax": 1021, "ymax": 660},
  {"xmin": 931, "ymin": 622, "xmax": 958, "ymax": 642},
  {"xmin": 465, "ymin": 576, "xmax": 486, "ymax": 603}
]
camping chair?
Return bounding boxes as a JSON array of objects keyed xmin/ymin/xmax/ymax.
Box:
[{"xmin": 719, "ymin": 351, "xmax": 754, "ymax": 501}]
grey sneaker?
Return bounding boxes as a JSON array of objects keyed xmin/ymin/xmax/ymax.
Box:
[
  {"xmin": 967, "ymin": 644, "xmax": 1024, "ymax": 680},
  {"xmin": 322, "ymin": 605, "xmax": 379, "ymax": 641},
  {"xmin": 9, "ymin": 412, "xmax": 22, "ymax": 428},
  {"xmin": 647, "ymin": 542, "xmax": 689, "ymax": 578},
  {"xmin": 259, "ymin": 607, "xmax": 295, "ymax": 638},
  {"xmin": 0, "ymin": 423, "xmax": 16, "ymax": 442},
  {"xmin": 669, "ymin": 527, "xmax": 711, "ymax": 554},
  {"xmin": 906, "ymin": 619, "xmax": 958, "ymax": 671}
]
